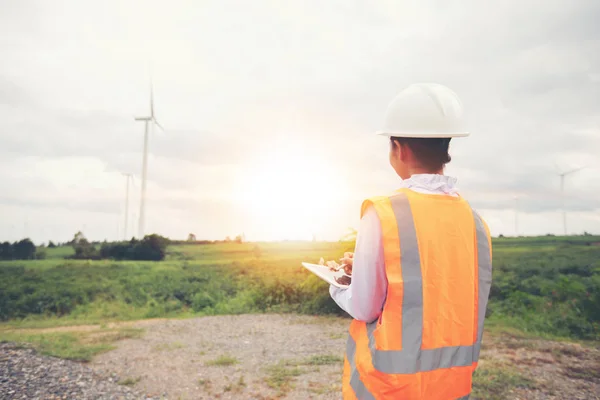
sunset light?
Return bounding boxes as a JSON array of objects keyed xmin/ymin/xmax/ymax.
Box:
[
  {"xmin": 233, "ymin": 137, "xmax": 348, "ymax": 241},
  {"xmin": 2, "ymin": 3, "xmax": 600, "ymax": 400}
]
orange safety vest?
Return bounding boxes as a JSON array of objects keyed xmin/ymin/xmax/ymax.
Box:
[{"xmin": 342, "ymin": 188, "xmax": 493, "ymax": 400}]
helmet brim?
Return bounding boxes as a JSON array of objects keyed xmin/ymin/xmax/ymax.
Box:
[{"xmin": 375, "ymin": 130, "xmax": 470, "ymax": 138}]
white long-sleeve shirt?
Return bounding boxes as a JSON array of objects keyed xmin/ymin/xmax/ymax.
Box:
[{"xmin": 329, "ymin": 174, "xmax": 460, "ymax": 323}]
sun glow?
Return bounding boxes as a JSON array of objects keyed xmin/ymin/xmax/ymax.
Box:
[{"xmin": 234, "ymin": 138, "xmax": 348, "ymax": 241}]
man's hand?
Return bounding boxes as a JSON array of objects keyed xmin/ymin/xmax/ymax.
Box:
[
  {"xmin": 340, "ymin": 252, "xmax": 353, "ymax": 275},
  {"xmin": 321, "ymin": 252, "xmax": 353, "ymax": 275},
  {"xmin": 325, "ymin": 260, "xmax": 342, "ymax": 270}
]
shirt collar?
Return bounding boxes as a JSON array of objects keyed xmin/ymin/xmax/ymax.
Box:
[{"xmin": 400, "ymin": 174, "xmax": 459, "ymax": 195}]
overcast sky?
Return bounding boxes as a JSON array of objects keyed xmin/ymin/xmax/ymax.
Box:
[{"xmin": 1, "ymin": 0, "xmax": 599, "ymax": 243}]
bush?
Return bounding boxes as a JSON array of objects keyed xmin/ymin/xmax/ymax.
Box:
[
  {"xmin": 35, "ymin": 249, "xmax": 47, "ymax": 260},
  {"xmin": 488, "ymin": 239, "xmax": 600, "ymax": 339},
  {"xmin": 99, "ymin": 234, "xmax": 169, "ymax": 261},
  {"xmin": 0, "ymin": 239, "xmax": 37, "ymax": 260},
  {"xmin": 0, "ymin": 241, "xmax": 14, "ymax": 260},
  {"xmin": 68, "ymin": 232, "xmax": 100, "ymax": 260},
  {"xmin": 192, "ymin": 292, "xmax": 216, "ymax": 311}
]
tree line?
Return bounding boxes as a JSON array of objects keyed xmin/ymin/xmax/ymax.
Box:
[
  {"xmin": 69, "ymin": 231, "xmax": 169, "ymax": 261},
  {"xmin": 0, "ymin": 232, "xmax": 170, "ymax": 262},
  {"xmin": 0, "ymin": 239, "xmax": 43, "ymax": 260}
]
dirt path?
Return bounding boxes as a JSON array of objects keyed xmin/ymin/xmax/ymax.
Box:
[
  {"xmin": 87, "ymin": 314, "xmax": 599, "ymax": 400},
  {"xmin": 479, "ymin": 332, "xmax": 600, "ymax": 400},
  {"xmin": 92, "ymin": 314, "xmax": 349, "ymax": 399}
]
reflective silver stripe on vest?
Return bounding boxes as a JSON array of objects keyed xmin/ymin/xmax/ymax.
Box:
[
  {"xmin": 473, "ymin": 209, "xmax": 492, "ymax": 361},
  {"xmin": 363, "ymin": 193, "xmax": 492, "ymax": 375},
  {"xmin": 347, "ymin": 335, "xmax": 376, "ymax": 400},
  {"xmin": 392, "ymin": 194, "xmax": 423, "ymax": 358}
]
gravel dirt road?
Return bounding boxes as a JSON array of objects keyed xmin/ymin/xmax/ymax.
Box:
[
  {"xmin": 92, "ymin": 314, "xmax": 348, "ymax": 400},
  {"xmin": 0, "ymin": 342, "xmax": 157, "ymax": 400},
  {"xmin": 2, "ymin": 314, "xmax": 599, "ymax": 399}
]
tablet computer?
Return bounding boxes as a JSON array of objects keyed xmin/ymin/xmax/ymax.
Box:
[{"xmin": 301, "ymin": 262, "xmax": 351, "ymax": 289}]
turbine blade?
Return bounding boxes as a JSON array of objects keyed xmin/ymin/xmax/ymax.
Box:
[
  {"xmin": 150, "ymin": 80, "xmax": 154, "ymax": 118},
  {"xmin": 553, "ymin": 162, "xmax": 561, "ymax": 174},
  {"xmin": 565, "ymin": 165, "xmax": 586, "ymax": 175},
  {"xmin": 153, "ymin": 118, "xmax": 164, "ymax": 132}
]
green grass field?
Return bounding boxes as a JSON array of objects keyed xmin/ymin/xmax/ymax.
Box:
[
  {"xmin": 1, "ymin": 236, "xmax": 599, "ymax": 341},
  {"xmin": 43, "ymin": 245, "xmax": 77, "ymax": 259}
]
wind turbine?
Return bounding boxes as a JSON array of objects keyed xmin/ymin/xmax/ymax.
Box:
[
  {"xmin": 131, "ymin": 212, "xmax": 137, "ymax": 241},
  {"xmin": 556, "ymin": 165, "xmax": 586, "ymax": 236},
  {"xmin": 122, "ymin": 173, "xmax": 134, "ymax": 240},
  {"xmin": 134, "ymin": 80, "xmax": 164, "ymax": 239},
  {"xmin": 513, "ymin": 195, "xmax": 519, "ymax": 237}
]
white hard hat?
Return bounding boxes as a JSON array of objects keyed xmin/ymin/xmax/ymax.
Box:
[{"xmin": 376, "ymin": 83, "xmax": 469, "ymax": 138}]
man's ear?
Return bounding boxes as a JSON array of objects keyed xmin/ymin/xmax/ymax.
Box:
[
  {"xmin": 396, "ymin": 140, "xmax": 408, "ymax": 162},
  {"xmin": 389, "ymin": 139, "xmax": 397, "ymax": 154}
]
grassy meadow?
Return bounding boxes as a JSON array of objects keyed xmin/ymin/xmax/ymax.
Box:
[{"xmin": 1, "ymin": 236, "xmax": 599, "ymax": 341}]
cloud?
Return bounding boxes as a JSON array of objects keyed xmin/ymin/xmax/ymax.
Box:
[{"xmin": 0, "ymin": 0, "xmax": 599, "ymax": 242}]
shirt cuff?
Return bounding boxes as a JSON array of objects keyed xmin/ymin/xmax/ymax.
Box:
[{"xmin": 329, "ymin": 284, "xmax": 340, "ymax": 297}]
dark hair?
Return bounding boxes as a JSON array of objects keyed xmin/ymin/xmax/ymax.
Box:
[{"xmin": 391, "ymin": 137, "xmax": 452, "ymax": 171}]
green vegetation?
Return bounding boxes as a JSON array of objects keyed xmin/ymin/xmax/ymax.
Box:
[
  {"xmin": 0, "ymin": 239, "xmax": 43, "ymax": 260},
  {"xmin": 1, "ymin": 236, "xmax": 599, "ymax": 341},
  {"xmin": 221, "ymin": 375, "xmax": 246, "ymax": 394},
  {"xmin": 302, "ymin": 354, "xmax": 343, "ymax": 365},
  {"xmin": 472, "ymin": 361, "xmax": 535, "ymax": 400},
  {"xmin": 99, "ymin": 235, "xmax": 169, "ymax": 261},
  {"xmin": 118, "ymin": 376, "xmax": 141, "ymax": 386},
  {"xmin": 259, "ymin": 354, "xmax": 343, "ymax": 395},
  {"xmin": 67, "ymin": 231, "xmax": 169, "ymax": 261},
  {"xmin": 205, "ymin": 354, "xmax": 239, "ymax": 366},
  {"xmin": 0, "ymin": 327, "xmax": 143, "ymax": 361},
  {"xmin": 263, "ymin": 361, "xmax": 304, "ymax": 395},
  {"xmin": 487, "ymin": 236, "xmax": 600, "ymax": 339},
  {"xmin": 43, "ymin": 244, "xmax": 75, "ymax": 259},
  {"xmin": 0, "ymin": 242, "xmax": 345, "ymax": 324},
  {"xmin": 563, "ymin": 364, "xmax": 600, "ymax": 380}
]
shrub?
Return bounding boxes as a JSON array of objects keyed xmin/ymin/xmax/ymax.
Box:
[
  {"xmin": 99, "ymin": 235, "xmax": 169, "ymax": 261},
  {"xmin": 0, "ymin": 239, "xmax": 37, "ymax": 260}
]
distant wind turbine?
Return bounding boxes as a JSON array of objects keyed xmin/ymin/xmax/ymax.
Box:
[
  {"xmin": 122, "ymin": 173, "xmax": 134, "ymax": 240},
  {"xmin": 132, "ymin": 212, "xmax": 137, "ymax": 241},
  {"xmin": 556, "ymin": 165, "xmax": 586, "ymax": 236},
  {"xmin": 513, "ymin": 195, "xmax": 519, "ymax": 237},
  {"xmin": 134, "ymin": 79, "xmax": 164, "ymax": 238}
]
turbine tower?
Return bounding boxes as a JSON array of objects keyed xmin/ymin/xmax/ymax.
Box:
[
  {"xmin": 122, "ymin": 173, "xmax": 134, "ymax": 240},
  {"xmin": 134, "ymin": 80, "xmax": 163, "ymax": 239},
  {"xmin": 557, "ymin": 165, "xmax": 585, "ymax": 236},
  {"xmin": 513, "ymin": 195, "xmax": 519, "ymax": 237}
]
